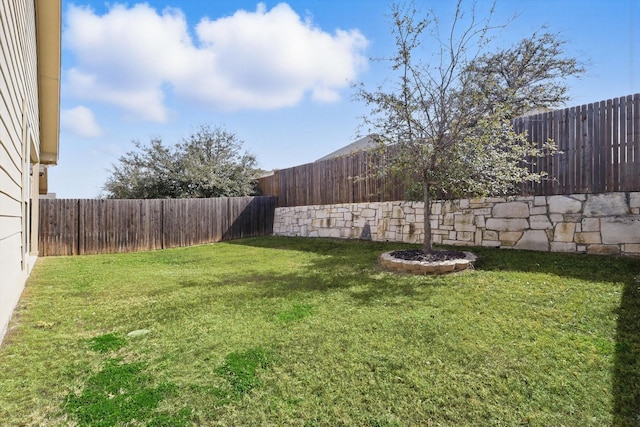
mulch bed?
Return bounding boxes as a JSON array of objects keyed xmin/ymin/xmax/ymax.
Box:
[{"xmin": 390, "ymin": 249, "xmax": 467, "ymax": 262}]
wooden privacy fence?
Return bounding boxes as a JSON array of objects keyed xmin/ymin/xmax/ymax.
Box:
[
  {"xmin": 259, "ymin": 93, "xmax": 640, "ymax": 207},
  {"xmin": 515, "ymin": 93, "xmax": 639, "ymax": 195},
  {"xmin": 39, "ymin": 196, "xmax": 276, "ymax": 256},
  {"xmin": 259, "ymin": 146, "xmax": 409, "ymax": 208}
]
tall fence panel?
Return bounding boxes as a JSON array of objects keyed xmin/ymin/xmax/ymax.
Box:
[
  {"xmin": 514, "ymin": 93, "xmax": 640, "ymax": 195},
  {"xmin": 39, "ymin": 199, "xmax": 81, "ymax": 256},
  {"xmin": 260, "ymin": 148, "xmax": 409, "ymax": 208},
  {"xmin": 39, "ymin": 197, "xmax": 276, "ymax": 256},
  {"xmin": 260, "ymin": 94, "xmax": 640, "ymax": 207}
]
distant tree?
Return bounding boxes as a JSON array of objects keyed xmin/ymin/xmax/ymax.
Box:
[
  {"xmin": 356, "ymin": 1, "xmax": 584, "ymax": 253},
  {"xmin": 103, "ymin": 125, "xmax": 259, "ymax": 199}
]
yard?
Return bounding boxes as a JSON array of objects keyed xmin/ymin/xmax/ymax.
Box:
[{"xmin": 0, "ymin": 236, "xmax": 638, "ymax": 426}]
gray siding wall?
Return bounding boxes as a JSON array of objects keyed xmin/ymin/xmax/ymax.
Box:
[{"xmin": 0, "ymin": 0, "xmax": 41, "ymax": 342}]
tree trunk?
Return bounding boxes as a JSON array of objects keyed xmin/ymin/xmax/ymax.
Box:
[{"xmin": 423, "ymin": 180, "xmax": 432, "ymax": 253}]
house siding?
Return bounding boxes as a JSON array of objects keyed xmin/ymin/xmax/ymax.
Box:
[{"xmin": 0, "ymin": 0, "xmax": 42, "ymax": 342}]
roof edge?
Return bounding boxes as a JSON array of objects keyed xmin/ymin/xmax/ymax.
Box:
[{"xmin": 36, "ymin": 0, "xmax": 62, "ymax": 165}]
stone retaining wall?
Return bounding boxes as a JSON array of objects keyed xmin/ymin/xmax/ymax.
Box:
[{"xmin": 273, "ymin": 192, "xmax": 640, "ymax": 256}]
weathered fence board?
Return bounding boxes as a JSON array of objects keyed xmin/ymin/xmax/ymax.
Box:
[
  {"xmin": 39, "ymin": 197, "xmax": 276, "ymax": 256},
  {"xmin": 260, "ymin": 94, "xmax": 640, "ymax": 207}
]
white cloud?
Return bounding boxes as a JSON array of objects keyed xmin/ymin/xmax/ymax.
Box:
[
  {"xmin": 60, "ymin": 105, "xmax": 103, "ymax": 137},
  {"xmin": 63, "ymin": 3, "xmax": 369, "ymax": 122}
]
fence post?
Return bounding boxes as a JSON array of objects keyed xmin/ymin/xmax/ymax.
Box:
[
  {"xmin": 161, "ymin": 199, "xmax": 165, "ymax": 250},
  {"xmin": 76, "ymin": 199, "xmax": 81, "ymax": 255}
]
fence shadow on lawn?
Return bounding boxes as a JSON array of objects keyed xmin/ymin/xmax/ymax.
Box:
[
  {"xmin": 228, "ymin": 237, "xmax": 640, "ymax": 423},
  {"xmin": 612, "ymin": 277, "xmax": 640, "ymax": 425}
]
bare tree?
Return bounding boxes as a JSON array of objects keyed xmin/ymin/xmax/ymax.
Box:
[{"xmin": 357, "ymin": 1, "xmax": 583, "ymax": 253}]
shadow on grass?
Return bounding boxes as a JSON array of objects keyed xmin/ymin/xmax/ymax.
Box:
[
  {"xmin": 92, "ymin": 235, "xmax": 639, "ymax": 423},
  {"xmin": 172, "ymin": 253, "xmax": 440, "ymax": 307},
  {"xmin": 222, "ymin": 237, "xmax": 449, "ymax": 305},
  {"xmin": 612, "ymin": 276, "xmax": 640, "ymax": 425},
  {"xmin": 229, "ymin": 235, "xmax": 638, "ymax": 284},
  {"xmin": 228, "ymin": 236, "xmax": 640, "ymax": 423},
  {"xmin": 109, "ymin": 238, "xmax": 446, "ymax": 334}
]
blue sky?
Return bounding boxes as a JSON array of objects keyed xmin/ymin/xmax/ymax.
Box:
[{"xmin": 52, "ymin": 0, "xmax": 638, "ymax": 198}]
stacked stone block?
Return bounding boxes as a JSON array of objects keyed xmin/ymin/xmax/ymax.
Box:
[
  {"xmin": 272, "ymin": 192, "xmax": 640, "ymax": 256},
  {"xmin": 379, "ymin": 251, "xmax": 477, "ymax": 274}
]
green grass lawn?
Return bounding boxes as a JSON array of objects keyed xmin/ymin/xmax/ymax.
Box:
[{"xmin": 1, "ymin": 236, "xmax": 639, "ymax": 426}]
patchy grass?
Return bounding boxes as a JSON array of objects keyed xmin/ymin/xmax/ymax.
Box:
[
  {"xmin": 275, "ymin": 304, "xmax": 315, "ymax": 323},
  {"xmin": 215, "ymin": 347, "xmax": 275, "ymax": 396},
  {"xmin": 0, "ymin": 236, "xmax": 638, "ymax": 426},
  {"xmin": 63, "ymin": 357, "xmax": 188, "ymax": 427},
  {"xmin": 87, "ymin": 333, "xmax": 127, "ymax": 353}
]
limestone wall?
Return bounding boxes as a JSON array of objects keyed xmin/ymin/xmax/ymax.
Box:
[{"xmin": 273, "ymin": 192, "xmax": 640, "ymax": 256}]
